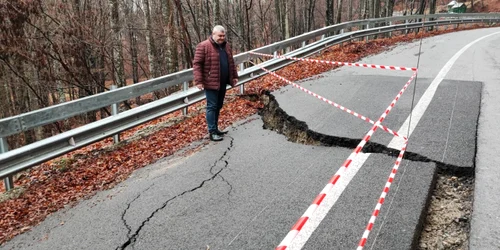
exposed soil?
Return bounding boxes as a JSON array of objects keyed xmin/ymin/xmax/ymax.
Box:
[{"xmin": 418, "ymin": 175, "xmax": 474, "ymax": 250}]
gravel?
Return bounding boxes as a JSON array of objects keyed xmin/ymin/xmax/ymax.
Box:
[{"xmin": 418, "ymin": 174, "xmax": 474, "ymax": 250}]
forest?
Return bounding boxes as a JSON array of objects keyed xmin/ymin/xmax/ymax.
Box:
[{"xmin": 1, "ymin": 0, "xmax": 441, "ymax": 148}]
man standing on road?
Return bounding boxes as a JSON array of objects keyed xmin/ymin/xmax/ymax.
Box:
[{"xmin": 193, "ymin": 25, "xmax": 239, "ymax": 141}]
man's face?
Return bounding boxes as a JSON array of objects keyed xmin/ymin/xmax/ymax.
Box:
[{"xmin": 212, "ymin": 31, "xmax": 226, "ymax": 44}]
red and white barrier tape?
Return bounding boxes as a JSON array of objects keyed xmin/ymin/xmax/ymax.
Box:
[
  {"xmin": 249, "ymin": 61, "xmax": 419, "ymax": 250},
  {"xmin": 276, "ymin": 122, "xmax": 382, "ymax": 250},
  {"xmin": 249, "ymin": 61, "xmax": 408, "ymax": 140},
  {"xmin": 357, "ymin": 139, "xmax": 408, "ymax": 250},
  {"xmin": 249, "ymin": 51, "xmax": 417, "ymax": 71}
]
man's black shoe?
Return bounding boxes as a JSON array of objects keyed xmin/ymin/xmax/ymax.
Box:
[
  {"xmin": 215, "ymin": 129, "xmax": 228, "ymax": 136},
  {"xmin": 209, "ymin": 133, "xmax": 223, "ymax": 141}
]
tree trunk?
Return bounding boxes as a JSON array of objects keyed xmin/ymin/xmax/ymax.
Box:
[
  {"xmin": 28, "ymin": 73, "xmax": 43, "ymax": 140},
  {"xmin": 130, "ymin": 31, "xmax": 139, "ymax": 84},
  {"xmin": 418, "ymin": 0, "xmax": 426, "ymax": 14},
  {"xmin": 185, "ymin": 0, "xmax": 202, "ymax": 43},
  {"xmin": 336, "ymin": 0, "xmax": 343, "ymax": 24},
  {"xmin": 283, "ymin": 0, "xmax": 290, "ymax": 40},
  {"xmin": 367, "ymin": 0, "xmax": 373, "ymax": 18},
  {"xmin": 214, "ymin": 0, "xmax": 221, "ymax": 25},
  {"xmin": 430, "ymin": 0, "xmax": 437, "ymax": 14},
  {"xmin": 386, "ymin": 0, "xmax": 395, "ymax": 17},
  {"xmin": 307, "ymin": 0, "xmax": 311, "ymax": 31},
  {"xmin": 206, "ymin": 0, "xmax": 212, "ymax": 34},
  {"xmin": 173, "ymin": 0, "xmax": 194, "ymax": 68},
  {"xmin": 52, "ymin": 57, "xmax": 70, "ymax": 130},
  {"xmin": 257, "ymin": 0, "xmax": 272, "ymax": 45},
  {"xmin": 110, "ymin": 0, "xmax": 126, "ymax": 87},
  {"xmin": 360, "ymin": 0, "xmax": 365, "ymax": 19},
  {"xmin": 0, "ymin": 65, "xmax": 14, "ymax": 119},
  {"xmin": 306, "ymin": 0, "xmax": 317, "ymax": 31},
  {"xmin": 96, "ymin": 1, "xmax": 108, "ymax": 118},
  {"xmin": 410, "ymin": 0, "xmax": 416, "ymax": 15},
  {"xmin": 14, "ymin": 60, "xmax": 36, "ymax": 144},
  {"xmin": 161, "ymin": 0, "xmax": 174, "ymax": 73},
  {"xmin": 326, "ymin": 0, "xmax": 334, "ymax": 25},
  {"xmin": 348, "ymin": 0, "xmax": 353, "ymax": 21},
  {"xmin": 291, "ymin": 0, "xmax": 297, "ymax": 37},
  {"xmin": 275, "ymin": 0, "xmax": 283, "ymax": 40},
  {"xmin": 144, "ymin": 0, "xmax": 159, "ymax": 78},
  {"xmin": 170, "ymin": 6, "xmax": 179, "ymax": 71},
  {"xmin": 129, "ymin": 26, "xmax": 140, "ymax": 102},
  {"xmin": 245, "ymin": 0, "xmax": 253, "ymax": 50},
  {"xmin": 374, "ymin": 0, "xmax": 381, "ymax": 18},
  {"xmin": 236, "ymin": 0, "xmax": 245, "ymax": 51}
]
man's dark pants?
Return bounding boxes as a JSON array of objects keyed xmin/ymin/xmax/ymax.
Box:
[{"xmin": 205, "ymin": 87, "xmax": 227, "ymax": 134}]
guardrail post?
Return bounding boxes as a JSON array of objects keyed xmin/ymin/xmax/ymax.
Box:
[
  {"xmin": 0, "ymin": 137, "xmax": 8, "ymax": 156},
  {"xmin": 239, "ymin": 63, "xmax": 245, "ymax": 94},
  {"xmin": 273, "ymin": 51, "xmax": 278, "ymax": 58},
  {"xmin": 405, "ymin": 19, "xmax": 409, "ymax": 34},
  {"xmin": 110, "ymin": 85, "xmax": 120, "ymax": 144},
  {"xmin": 1, "ymin": 137, "xmax": 14, "ymax": 191},
  {"xmin": 183, "ymin": 81, "xmax": 188, "ymax": 116},
  {"xmin": 389, "ymin": 21, "xmax": 393, "ymax": 37},
  {"xmin": 365, "ymin": 23, "xmax": 370, "ymax": 42},
  {"xmin": 302, "ymin": 41, "xmax": 306, "ymax": 47}
]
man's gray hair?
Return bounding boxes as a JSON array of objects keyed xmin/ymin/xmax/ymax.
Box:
[{"xmin": 213, "ymin": 25, "xmax": 226, "ymax": 34}]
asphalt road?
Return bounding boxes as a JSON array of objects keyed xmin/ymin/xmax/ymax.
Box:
[{"xmin": 3, "ymin": 27, "xmax": 500, "ymax": 250}]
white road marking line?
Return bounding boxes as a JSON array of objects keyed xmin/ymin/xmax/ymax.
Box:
[
  {"xmin": 388, "ymin": 31, "xmax": 500, "ymax": 150},
  {"xmin": 288, "ymin": 30, "xmax": 500, "ymax": 249},
  {"xmin": 289, "ymin": 153, "xmax": 371, "ymax": 250}
]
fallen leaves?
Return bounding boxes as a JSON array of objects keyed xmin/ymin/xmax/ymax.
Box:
[{"xmin": 0, "ymin": 23, "xmax": 492, "ymax": 245}]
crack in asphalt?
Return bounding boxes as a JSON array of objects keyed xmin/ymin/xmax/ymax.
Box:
[
  {"xmin": 257, "ymin": 92, "xmax": 473, "ymax": 177},
  {"xmin": 120, "ymin": 184, "xmax": 155, "ymax": 238},
  {"xmin": 209, "ymin": 137, "xmax": 234, "ymax": 197},
  {"xmin": 219, "ymin": 169, "xmax": 234, "ymax": 197},
  {"xmin": 121, "ymin": 194, "xmax": 139, "ymax": 238},
  {"xmin": 116, "ymin": 137, "xmax": 235, "ymax": 250}
]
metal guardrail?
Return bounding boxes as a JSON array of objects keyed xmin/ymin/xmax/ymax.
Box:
[{"xmin": 1, "ymin": 13, "xmax": 499, "ymax": 190}]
